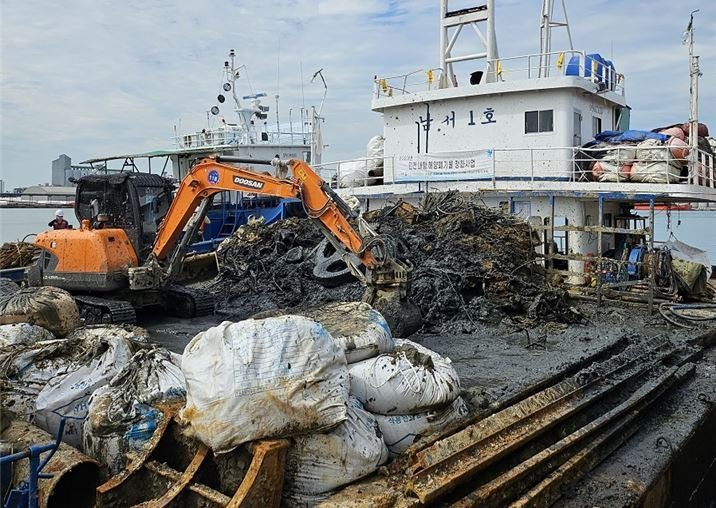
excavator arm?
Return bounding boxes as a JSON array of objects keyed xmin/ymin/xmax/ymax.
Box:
[{"xmin": 129, "ymin": 157, "xmax": 405, "ymax": 293}]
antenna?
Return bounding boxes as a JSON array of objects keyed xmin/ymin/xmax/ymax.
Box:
[
  {"xmin": 276, "ymin": 40, "xmax": 281, "ymax": 137},
  {"xmin": 300, "ymin": 61, "xmax": 306, "ymax": 137},
  {"xmin": 538, "ymin": 0, "xmax": 573, "ymax": 78},
  {"xmin": 310, "ymin": 68, "xmax": 328, "ymax": 117}
]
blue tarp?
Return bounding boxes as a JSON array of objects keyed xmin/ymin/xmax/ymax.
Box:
[{"xmin": 594, "ymin": 130, "xmax": 669, "ymax": 144}]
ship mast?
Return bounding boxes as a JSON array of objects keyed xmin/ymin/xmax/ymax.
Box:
[
  {"xmin": 438, "ymin": 0, "xmax": 498, "ymax": 88},
  {"xmin": 538, "ymin": 0, "xmax": 573, "ymax": 78},
  {"xmin": 685, "ymin": 11, "xmax": 700, "ymax": 158}
]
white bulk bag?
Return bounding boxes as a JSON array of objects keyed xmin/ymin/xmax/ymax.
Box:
[
  {"xmin": 337, "ymin": 159, "xmax": 371, "ymax": 188},
  {"xmin": 366, "ymin": 135, "xmax": 385, "ymax": 178},
  {"xmin": 282, "ymin": 396, "xmax": 388, "ymax": 505},
  {"xmin": 275, "ymin": 302, "xmax": 394, "ymax": 364},
  {"xmin": 630, "ymin": 139, "xmax": 683, "ymax": 183},
  {"xmin": 84, "ymin": 348, "xmax": 185, "ymax": 473},
  {"xmin": 0, "ymin": 323, "xmax": 54, "ymax": 347},
  {"xmin": 33, "ymin": 335, "xmax": 135, "ymax": 448},
  {"xmin": 180, "ymin": 317, "xmax": 349, "ymax": 453},
  {"xmin": 604, "ymin": 146, "xmax": 637, "ymax": 163},
  {"xmin": 349, "ymin": 339, "xmax": 461, "ymax": 415},
  {"xmin": 374, "ymin": 396, "xmax": 469, "ymax": 456},
  {"xmin": 631, "ymin": 161, "xmax": 682, "ymax": 183},
  {"xmin": 67, "ymin": 323, "xmax": 150, "ymax": 344}
]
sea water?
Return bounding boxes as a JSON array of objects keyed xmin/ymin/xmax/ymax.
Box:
[{"xmin": 1, "ymin": 207, "xmax": 715, "ymax": 263}]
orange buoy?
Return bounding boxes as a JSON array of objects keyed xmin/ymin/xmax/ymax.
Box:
[
  {"xmin": 668, "ymin": 137, "xmax": 689, "ymax": 160},
  {"xmin": 619, "ymin": 163, "xmax": 633, "ymax": 178},
  {"xmin": 681, "ymin": 122, "xmax": 710, "ymax": 138},
  {"xmin": 658, "ymin": 126, "xmax": 685, "ymax": 141}
]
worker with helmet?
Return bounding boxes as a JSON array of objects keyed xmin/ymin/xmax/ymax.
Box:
[{"xmin": 48, "ymin": 209, "xmax": 70, "ymax": 230}]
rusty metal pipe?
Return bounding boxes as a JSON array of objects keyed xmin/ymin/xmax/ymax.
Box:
[{"xmin": 1, "ymin": 415, "xmax": 100, "ymax": 508}]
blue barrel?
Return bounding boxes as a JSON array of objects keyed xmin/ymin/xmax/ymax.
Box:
[{"xmin": 585, "ymin": 53, "xmax": 605, "ymax": 82}]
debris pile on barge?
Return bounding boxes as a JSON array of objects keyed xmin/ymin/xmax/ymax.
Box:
[{"xmin": 212, "ymin": 192, "xmax": 578, "ymax": 330}]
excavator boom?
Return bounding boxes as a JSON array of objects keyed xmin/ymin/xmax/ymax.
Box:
[{"xmin": 130, "ymin": 156, "xmax": 404, "ymax": 293}]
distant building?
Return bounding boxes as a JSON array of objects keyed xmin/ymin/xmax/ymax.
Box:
[
  {"xmin": 52, "ymin": 154, "xmax": 95, "ymax": 185},
  {"xmin": 21, "ymin": 185, "xmax": 76, "ymax": 202}
]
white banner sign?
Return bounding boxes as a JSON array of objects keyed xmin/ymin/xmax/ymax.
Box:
[{"xmin": 394, "ymin": 150, "xmax": 493, "ymax": 182}]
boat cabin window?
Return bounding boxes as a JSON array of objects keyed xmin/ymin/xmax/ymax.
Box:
[
  {"xmin": 525, "ymin": 110, "xmax": 554, "ymax": 134},
  {"xmin": 592, "ymin": 116, "xmax": 602, "ymax": 137}
]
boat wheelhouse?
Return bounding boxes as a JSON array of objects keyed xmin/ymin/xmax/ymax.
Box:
[{"xmin": 317, "ymin": 0, "xmax": 715, "ymax": 302}]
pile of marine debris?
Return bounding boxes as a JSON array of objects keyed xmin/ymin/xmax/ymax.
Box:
[
  {"xmin": 211, "ymin": 192, "xmax": 579, "ymax": 332},
  {"xmin": 0, "ymin": 241, "xmax": 37, "ymax": 269}
]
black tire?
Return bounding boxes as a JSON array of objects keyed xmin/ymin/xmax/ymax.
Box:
[
  {"xmin": 315, "ymin": 238, "xmax": 340, "ymax": 265},
  {"xmin": 313, "ymin": 258, "xmax": 356, "ymax": 288}
]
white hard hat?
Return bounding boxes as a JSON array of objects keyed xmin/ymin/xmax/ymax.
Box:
[{"xmin": 55, "ymin": 209, "xmax": 64, "ymax": 217}]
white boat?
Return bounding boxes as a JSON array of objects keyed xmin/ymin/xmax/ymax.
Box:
[
  {"xmin": 80, "ymin": 50, "xmax": 327, "ymax": 249},
  {"xmin": 316, "ymin": 0, "xmax": 715, "ymax": 300},
  {"xmin": 83, "ymin": 48, "xmax": 326, "ymax": 179}
]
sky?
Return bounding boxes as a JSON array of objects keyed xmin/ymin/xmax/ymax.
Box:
[{"xmin": 0, "ymin": 0, "xmax": 714, "ymax": 189}]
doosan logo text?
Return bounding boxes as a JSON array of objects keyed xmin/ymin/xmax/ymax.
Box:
[{"xmin": 233, "ymin": 176, "xmax": 264, "ymax": 190}]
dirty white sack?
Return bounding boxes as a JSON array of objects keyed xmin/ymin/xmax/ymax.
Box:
[
  {"xmin": 84, "ymin": 348, "xmax": 185, "ymax": 473},
  {"xmin": 282, "ymin": 396, "xmax": 388, "ymax": 505},
  {"xmin": 0, "ymin": 287, "xmax": 80, "ymax": 337},
  {"xmin": 0, "ymin": 323, "xmax": 54, "ymax": 347},
  {"xmin": 259, "ymin": 302, "xmax": 394, "ymax": 364},
  {"xmin": 337, "ymin": 159, "xmax": 373, "ymax": 188},
  {"xmin": 180, "ymin": 317, "xmax": 349, "ymax": 453},
  {"xmin": 374, "ymin": 396, "xmax": 469, "ymax": 456},
  {"xmin": 34, "ymin": 335, "xmax": 136, "ymax": 448},
  {"xmin": 366, "ymin": 135, "xmax": 385, "ymax": 178},
  {"xmin": 0, "ymin": 328, "xmax": 137, "ymax": 448},
  {"xmin": 631, "ymin": 160, "xmax": 682, "ymax": 183},
  {"xmin": 67, "ymin": 323, "xmax": 150, "ymax": 344},
  {"xmin": 349, "ymin": 338, "xmax": 461, "ymax": 415},
  {"xmin": 631, "ymin": 139, "xmax": 682, "ymax": 183}
]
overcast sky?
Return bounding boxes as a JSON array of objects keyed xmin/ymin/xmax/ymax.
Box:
[{"xmin": 1, "ymin": 0, "xmax": 713, "ymax": 188}]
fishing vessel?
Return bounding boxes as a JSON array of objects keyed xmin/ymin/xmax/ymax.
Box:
[
  {"xmin": 317, "ymin": 0, "xmax": 715, "ymax": 304},
  {"xmin": 81, "ymin": 49, "xmax": 326, "ymax": 251}
]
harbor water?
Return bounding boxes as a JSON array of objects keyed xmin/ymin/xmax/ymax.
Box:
[
  {"xmin": 0, "ymin": 207, "xmax": 76, "ymax": 243},
  {"xmin": 0, "ymin": 207, "xmax": 715, "ymax": 263}
]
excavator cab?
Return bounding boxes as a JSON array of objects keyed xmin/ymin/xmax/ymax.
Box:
[{"xmin": 74, "ymin": 173, "xmax": 175, "ymax": 262}]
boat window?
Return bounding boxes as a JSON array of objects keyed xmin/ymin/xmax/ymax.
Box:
[
  {"xmin": 525, "ymin": 110, "xmax": 553, "ymax": 133},
  {"xmin": 592, "ymin": 116, "xmax": 602, "ymax": 136}
]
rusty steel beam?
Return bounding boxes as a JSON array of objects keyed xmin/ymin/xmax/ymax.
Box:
[
  {"xmin": 96, "ymin": 403, "xmax": 182, "ymax": 506},
  {"xmin": 96, "ymin": 401, "xmax": 289, "ymax": 508},
  {"xmin": 227, "ymin": 439, "xmax": 290, "ymax": 508},
  {"xmin": 142, "ymin": 461, "xmax": 231, "ymax": 505},
  {"xmin": 452, "ymin": 363, "xmax": 695, "ymax": 507},
  {"xmin": 133, "ymin": 444, "xmax": 209, "ymax": 508},
  {"xmin": 406, "ymin": 339, "xmax": 676, "ymax": 504}
]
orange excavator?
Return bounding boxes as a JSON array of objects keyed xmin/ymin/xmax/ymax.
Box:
[{"xmin": 29, "ymin": 157, "xmax": 412, "ymax": 324}]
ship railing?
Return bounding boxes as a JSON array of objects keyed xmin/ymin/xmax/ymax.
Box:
[
  {"xmin": 313, "ymin": 157, "xmax": 386, "ymax": 189},
  {"xmin": 573, "ymin": 145, "xmax": 715, "ymax": 188},
  {"xmin": 315, "ymin": 145, "xmax": 715, "ymax": 190},
  {"xmin": 485, "ymin": 50, "xmax": 625, "ymax": 95},
  {"xmin": 174, "ymin": 127, "xmax": 310, "ymax": 149},
  {"xmin": 373, "ymin": 68, "xmax": 445, "ymax": 98},
  {"xmin": 373, "ymin": 50, "xmax": 624, "ymax": 99}
]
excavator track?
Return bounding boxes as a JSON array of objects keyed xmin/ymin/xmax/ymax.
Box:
[
  {"xmin": 73, "ymin": 295, "xmax": 137, "ymax": 325},
  {"xmin": 165, "ymin": 285, "xmax": 215, "ymax": 318}
]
